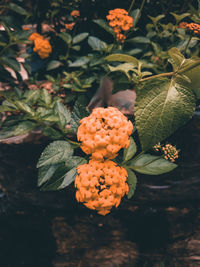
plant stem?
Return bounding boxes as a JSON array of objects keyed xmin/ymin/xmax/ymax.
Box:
[
  {"xmin": 139, "ymin": 59, "xmax": 200, "ymax": 83},
  {"xmin": 139, "ymin": 72, "xmax": 173, "ymax": 82},
  {"xmin": 184, "ymin": 35, "xmax": 192, "ymax": 55},
  {"xmin": 128, "ymin": 0, "xmax": 135, "ymax": 14}
]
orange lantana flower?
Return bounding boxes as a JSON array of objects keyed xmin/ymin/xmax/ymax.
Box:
[
  {"xmin": 33, "ymin": 38, "xmax": 52, "ymax": 59},
  {"xmin": 75, "ymin": 159, "xmax": 129, "ymax": 215},
  {"xmin": 29, "ymin": 32, "xmax": 52, "ymax": 59},
  {"xmin": 77, "ymin": 107, "xmax": 133, "ymax": 160},
  {"xmin": 106, "ymin": 8, "xmax": 133, "ymax": 42}
]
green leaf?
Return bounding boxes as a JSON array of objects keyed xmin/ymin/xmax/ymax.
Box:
[
  {"xmin": 126, "ymin": 36, "xmax": 150, "ymax": 44},
  {"xmin": 39, "ymin": 89, "xmax": 52, "ymax": 106},
  {"xmin": 127, "ymin": 154, "xmax": 177, "ymax": 175},
  {"xmin": 58, "ymin": 167, "xmax": 77, "ymax": 189},
  {"xmin": 168, "ymin": 48, "xmax": 200, "ymax": 99},
  {"xmin": 1, "ymin": 57, "xmax": 21, "ymax": 72},
  {"xmin": 125, "ymin": 168, "xmax": 137, "ymax": 199},
  {"xmin": 108, "ymin": 63, "xmax": 136, "ymax": 79},
  {"xmin": 47, "ymin": 60, "xmax": 63, "ymax": 71},
  {"xmin": 123, "ymin": 137, "xmax": 137, "ymax": 162},
  {"xmin": 131, "ymin": 8, "xmax": 140, "ymax": 27},
  {"xmin": 7, "ymin": 3, "xmax": 29, "ymax": 16},
  {"xmin": 54, "ymin": 101, "xmax": 71, "ymax": 128},
  {"xmin": 88, "ymin": 36, "xmax": 107, "ymax": 50},
  {"xmin": 170, "ymin": 12, "xmax": 190, "ymax": 23},
  {"xmin": 105, "ymin": 54, "xmax": 138, "ymax": 66},
  {"xmin": 93, "ymin": 19, "xmax": 114, "ymax": 36},
  {"xmin": 68, "ymin": 57, "xmax": 90, "ymax": 67},
  {"xmin": 70, "ymin": 96, "xmax": 89, "ymax": 133},
  {"xmin": 37, "ymin": 140, "xmax": 73, "ymax": 168},
  {"xmin": 23, "ymin": 90, "xmax": 40, "ymax": 104},
  {"xmin": 42, "ymin": 127, "xmax": 63, "ymax": 140},
  {"xmin": 40, "ymin": 163, "xmax": 69, "ymax": 191},
  {"xmin": 65, "ymin": 156, "xmax": 87, "ymax": 169},
  {"xmin": 148, "ymin": 14, "xmax": 165, "ymax": 25},
  {"xmin": 38, "ymin": 164, "xmax": 58, "ymax": 186},
  {"xmin": 58, "ymin": 32, "xmax": 72, "ymax": 45},
  {"xmin": 135, "ymin": 78, "xmax": 196, "ymax": 151},
  {"xmin": 15, "ymin": 100, "xmax": 35, "ymax": 116},
  {"xmin": 0, "ymin": 121, "xmax": 36, "ymax": 140},
  {"xmin": 72, "ymin": 32, "xmax": 89, "ymax": 44}
]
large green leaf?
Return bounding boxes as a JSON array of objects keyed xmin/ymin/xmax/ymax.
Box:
[
  {"xmin": 37, "ymin": 140, "xmax": 73, "ymax": 168},
  {"xmin": 125, "ymin": 168, "xmax": 137, "ymax": 199},
  {"xmin": 54, "ymin": 101, "xmax": 71, "ymax": 128},
  {"xmin": 0, "ymin": 121, "xmax": 36, "ymax": 140},
  {"xmin": 127, "ymin": 154, "xmax": 177, "ymax": 175},
  {"xmin": 135, "ymin": 78, "xmax": 196, "ymax": 151}
]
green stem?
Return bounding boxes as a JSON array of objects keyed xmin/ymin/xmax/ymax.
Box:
[
  {"xmin": 184, "ymin": 35, "xmax": 192, "ymax": 55},
  {"xmin": 139, "ymin": 72, "xmax": 173, "ymax": 82},
  {"xmin": 134, "ymin": 0, "xmax": 146, "ymax": 27},
  {"xmin": 128, "ymin": 0, "xmax": 135, "ymax": 14}
]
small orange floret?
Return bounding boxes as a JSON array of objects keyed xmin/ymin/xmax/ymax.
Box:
[
  {"xmin": 70, "ymin": 10, "xmax": 80, "ymax": 17},
  {"xmin": 77, "ymin": 107, "xmax": 133, "ymax": 160},
  {"xmin": 75, "ymin": 159, "xmax": 129, "ymax": 215},
  {"xmin": 65, "ymin": 23, "xmax": 75, "ymax": 30}
]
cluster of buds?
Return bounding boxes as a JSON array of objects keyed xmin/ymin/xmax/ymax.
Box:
[
  {"xmin": 178, "ymin": 22, "xmax": 200, "ymax": 35},
  {"xmin": 153, "ymin": 142, "xmax": 179, "ymax": 163},
  {"xmin": 75, "ymin": 107, "xmax": 133, "ymax": 215},
  {"xmin": 106, "ymin": 8, "xmax": 133, "ymax": 42},
  {"xmin": 29, "ymin": 33, "xmax": 52, "ymax": 59},
  {"xmin": 65, "ymin": 10, "xmax": 80, "ymax": 31}
]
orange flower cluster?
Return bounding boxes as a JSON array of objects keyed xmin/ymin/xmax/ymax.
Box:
[
  {"xmin": 106, "ymin": 8, "xmax": 133, "ymax": 42},
  {"xmin": 65, "ymin": 23, "xmax": 75, "ymax": 30},
  {"xmin": 29, "ymin": 33, "xmax": 52, "ymax": 59},
  {"xmin": 77, "ymin": 107, "xmax": 133, "ymax": 160},
  {"xmin": 75, "ymin": 159, "xmax": 129, "ymax": 215},
  {"xmin": 154, "ymin": 143, "xmax": 179, "ymax": 162},
  {"xmin": 70, "ymin": 10, "xmax": 80, "ymax": 18},
  {"xmin": 178, "ymin": 22, "xmax": 200, "ymax": 35}
]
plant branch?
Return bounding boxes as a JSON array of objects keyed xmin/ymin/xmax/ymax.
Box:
[
  {"xmin": 184, "ymin": 35, "xmax": 192, "ymax": 55},
  {"xmin": 139, "ymin": 72, "xmax": 173, "ymax": 82},
  {"xmin": 128, "ymin": 0, "xmax": 135, "ymax": 14}
]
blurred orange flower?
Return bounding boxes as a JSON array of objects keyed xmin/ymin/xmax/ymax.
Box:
[
  {"xmin": 65, "ymin": 23, "xmax": 75, "ymax": 30},
  {"xmin": 70, "ymin": 10, "xmax": 80, "ymax": 17},
  {"xmin": 106, "ymin": 8, "xmax": 133, "ymax": 42}
]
